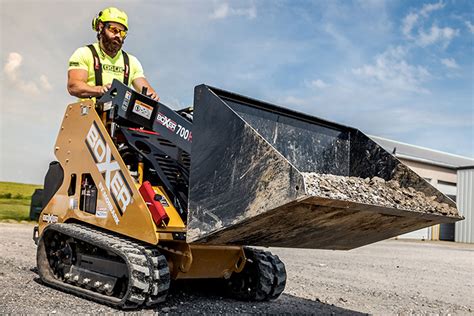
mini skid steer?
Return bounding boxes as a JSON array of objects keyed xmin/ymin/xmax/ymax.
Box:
[{"xmin": 34, "ymin": 80, "xmax": 462, "ymax": 308}]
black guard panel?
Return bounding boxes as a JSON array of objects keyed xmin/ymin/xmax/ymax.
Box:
[{"xmin": 42, "ymin": 161, "xmax": 64, "ymax": 210}]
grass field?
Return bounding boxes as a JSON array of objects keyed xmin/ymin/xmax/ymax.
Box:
[
  {"xmin": 0, "ymin": 181, "xmax": 42, "ymax": 198},
  {"xmin": 0, "ymin": 182, "xmax": 42, "ymax": 221}
]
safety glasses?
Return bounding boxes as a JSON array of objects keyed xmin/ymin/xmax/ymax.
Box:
[{"xmin": 106, "ymin": 24, "xmax": 127, "ymax": 38}]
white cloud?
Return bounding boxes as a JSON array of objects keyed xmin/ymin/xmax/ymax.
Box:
[
  {"xmin": 402, "ymin": 1, "xmax": 446, "ymax": 38},
  {"xmin": 352, "ymin": 46, "xmax": 431, "ymax": 94},
  {"xmin": 282, "ymin": 95, "xmax": 310, "ymax": 107},
  {"xmin": 465, "ymin": 20, "xmax": 474, "ymax": 34},
  {"xmin": 401, "ymin": 2, "xmax": 457, "ymax": 47},
  {"xmin": 402, "ymin": 13, "xmax": 418, "ymax": 37},
  {"xmin": 420, "ymin": 1, "xmax": 445, "ymax": 17},
  {"xmin": 210, "ymin": 3, "xmax": 229, "ymax": 19},
  {"xmin": 4, "ymin": 52, "xmax": 22, "ymax": 81},
  {"xmin": 209, "ymin": 3, "xmax": 256, "ymax": 20},
  {"xmin": 40, "ymin": 75, "xmax": 53, "ymax": 91},
  {"xmin": 3, "ymin": 52, "xmax": 52, "ymax": 95},
  {"xmin": 308, "ymin": 79, "xmax": 329, "ymax": 89},
  {"xmin": 417, "ymin": 25, "xmax": 458, "ymax": 47},
  {"xmin": 441, "ymin": 58, "xmax": 459, "ymax": 69}
]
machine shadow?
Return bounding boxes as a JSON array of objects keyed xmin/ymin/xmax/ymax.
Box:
[
  {"xmin": 156, "ymin": 279, "xmax": 367, "ymax": 315},
  {"xmin": 32, "ymin": 275, "xmax": 365, "ymax": 314}
]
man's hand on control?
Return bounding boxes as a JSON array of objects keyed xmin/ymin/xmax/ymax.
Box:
[
  {"xmin": 132, "ymin": 78, "xmax": 159, "ymax": 102},
  {"xmin": 98, "ymin": 83, "xmax": 112, "ymax": 95},
  {"xmin": 147, "ymin": 90, "xmax": 159, "ymax": 101}
]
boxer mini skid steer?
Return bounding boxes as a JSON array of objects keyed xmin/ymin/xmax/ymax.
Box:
[{"xmin": 34, "ymin": 80, "xmax": 461, "ymax": 308}]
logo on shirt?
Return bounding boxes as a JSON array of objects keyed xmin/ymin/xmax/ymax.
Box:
[
  {"xmin": 69, "ymin": 61, "xmax": 80, "ymax": 67},
  {"xmin": 102, "ymin": 64, "xmax": 125, "ymax": 74}
]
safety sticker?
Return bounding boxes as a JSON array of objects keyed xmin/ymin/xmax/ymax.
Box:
[
  {"xmin": 122, "ymin": 91, "xmax": 132, "ymax": 111},
  {"xmin": 102, "ymin": 101, "xmax": 113, "ymax": 111},
  {"xmin": 42, "ymin": 214, "xmax": 58, "ymax": 223},
  {"xmin": 132, "ymin": 100, "xmax": 153, "ymax": 119}
]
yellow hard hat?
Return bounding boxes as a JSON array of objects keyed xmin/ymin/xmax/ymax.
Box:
[{"xmin": 92, "ymin": 7, "xmax": 128, "ymax": 31}]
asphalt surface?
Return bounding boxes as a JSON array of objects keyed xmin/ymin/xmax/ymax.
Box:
[{"xmin": 0, "ymin": 222, "xmax": 473, "ymax": 314}]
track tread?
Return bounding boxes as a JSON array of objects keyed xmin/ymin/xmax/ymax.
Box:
[
  {"xmin": 37, "ymin": 223, "xmax": 157, "ymax": 309},
  {"xmin": 226, "ymin": 247, "xmax": 286, "ymax": 302},
  {"xmin": 79, "ymin": 224, "xmax": 170, "ymax": 307},
  {"xmin": 263, "ymin": 251, "xmax": 287, "ymax": 300},
  {"xmin": 143, "ymin": 247, "xmax": 170, "ymax": 306}
]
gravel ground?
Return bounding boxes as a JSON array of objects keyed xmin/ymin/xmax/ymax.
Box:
[{"xmin": 0, "ymin": 222, "xmax": 473, "ymax": 315}]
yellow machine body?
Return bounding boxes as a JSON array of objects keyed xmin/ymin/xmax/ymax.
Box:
[{"xmin": 39, "ymin": 101, "xmax": 245, "ymax": 280}]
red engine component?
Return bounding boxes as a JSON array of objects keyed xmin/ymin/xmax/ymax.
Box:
[{"xmin": 139, "ymin": 181, "xmax": 169, "ymax": 226}]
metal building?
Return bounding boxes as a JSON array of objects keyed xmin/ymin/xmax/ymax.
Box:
[
  {"xmin": 369, "ymin": 136, "xmax": 474, "ymax": 242},
  {"xmin": 456, "ymin": 167, "xmax": 474, "ymax": 243}
]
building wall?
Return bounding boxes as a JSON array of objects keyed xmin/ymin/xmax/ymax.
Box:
[
  {"xmin": 397, "ymin": 158, "xmax": 457, "ymax": 241},
  {"xmin": 400, "ymin": 159, "xmax": 457, "ymax": 185},
  {"xmin": 369, "ymin": 136, "xmax": 473, "ymax": 243},
  {"xmin": 455, "ymin": 168, "xmax": 473, "ymax": 243}
]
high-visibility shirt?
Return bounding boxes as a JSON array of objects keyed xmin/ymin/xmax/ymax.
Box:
[{"xmin": 68, "ymin": 42, "xmax": 145, "ymax": 87}]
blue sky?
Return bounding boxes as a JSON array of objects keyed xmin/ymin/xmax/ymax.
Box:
[{"xmin": 1, "ymin": 0, "xmax": 473, "ymax": 184}]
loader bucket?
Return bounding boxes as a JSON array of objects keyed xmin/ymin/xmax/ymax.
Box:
[{"xmin": 187, "ymin": 85, "xmax": 462, "ymax": 250}]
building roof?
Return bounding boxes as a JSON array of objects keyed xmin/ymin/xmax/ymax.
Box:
[{"xmin": 369, "ymin": 135, "xmax": 474, "ymax": 170}]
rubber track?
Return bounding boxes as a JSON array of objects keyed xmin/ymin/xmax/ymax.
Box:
[
  {"xmin": 246, "ymin": 249, "xmax": 274, "ymax": 301},
  {"xmin": 61, "ymin": 224, "xmax": 170, "ymax": 307},
  {"xmin": 262, "ymin": 251, "xmax": 286, "ymax": 299},
  {"xmin": 227, "ymin": 247, "xmax": 287, "ymax": 301},
  {"xmin": 142, "ymin": 247, "xmax": 170, "ymax": 306},
  {"xmin": 73, "ymin": 224, "xmax": 170, "ymax": 307},
  {"xmin": 90, "ymin": 227, "xmax": 171, "ymax": 307},
  {"xmin": 37, "ymin": 223, "xmax": 161, "ymax": 309}
]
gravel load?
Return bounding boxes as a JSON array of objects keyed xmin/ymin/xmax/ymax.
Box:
[{"xmin": 302, "ymin": 173, "xmax": 458, "ymax": 216}]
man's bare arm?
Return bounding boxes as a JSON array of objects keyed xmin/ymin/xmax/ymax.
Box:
[
  {"xmin": 132, "ymin": 77, "xmax": 159, "ymax": 101},
  {"xmin": 67, "ymin": 69, "xmax": 110, "ymax": 98}
]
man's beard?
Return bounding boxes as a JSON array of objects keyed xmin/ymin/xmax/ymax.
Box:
[{"xmin": 100, "ymin": 30, "xmax": 123, "ymax": 56}]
